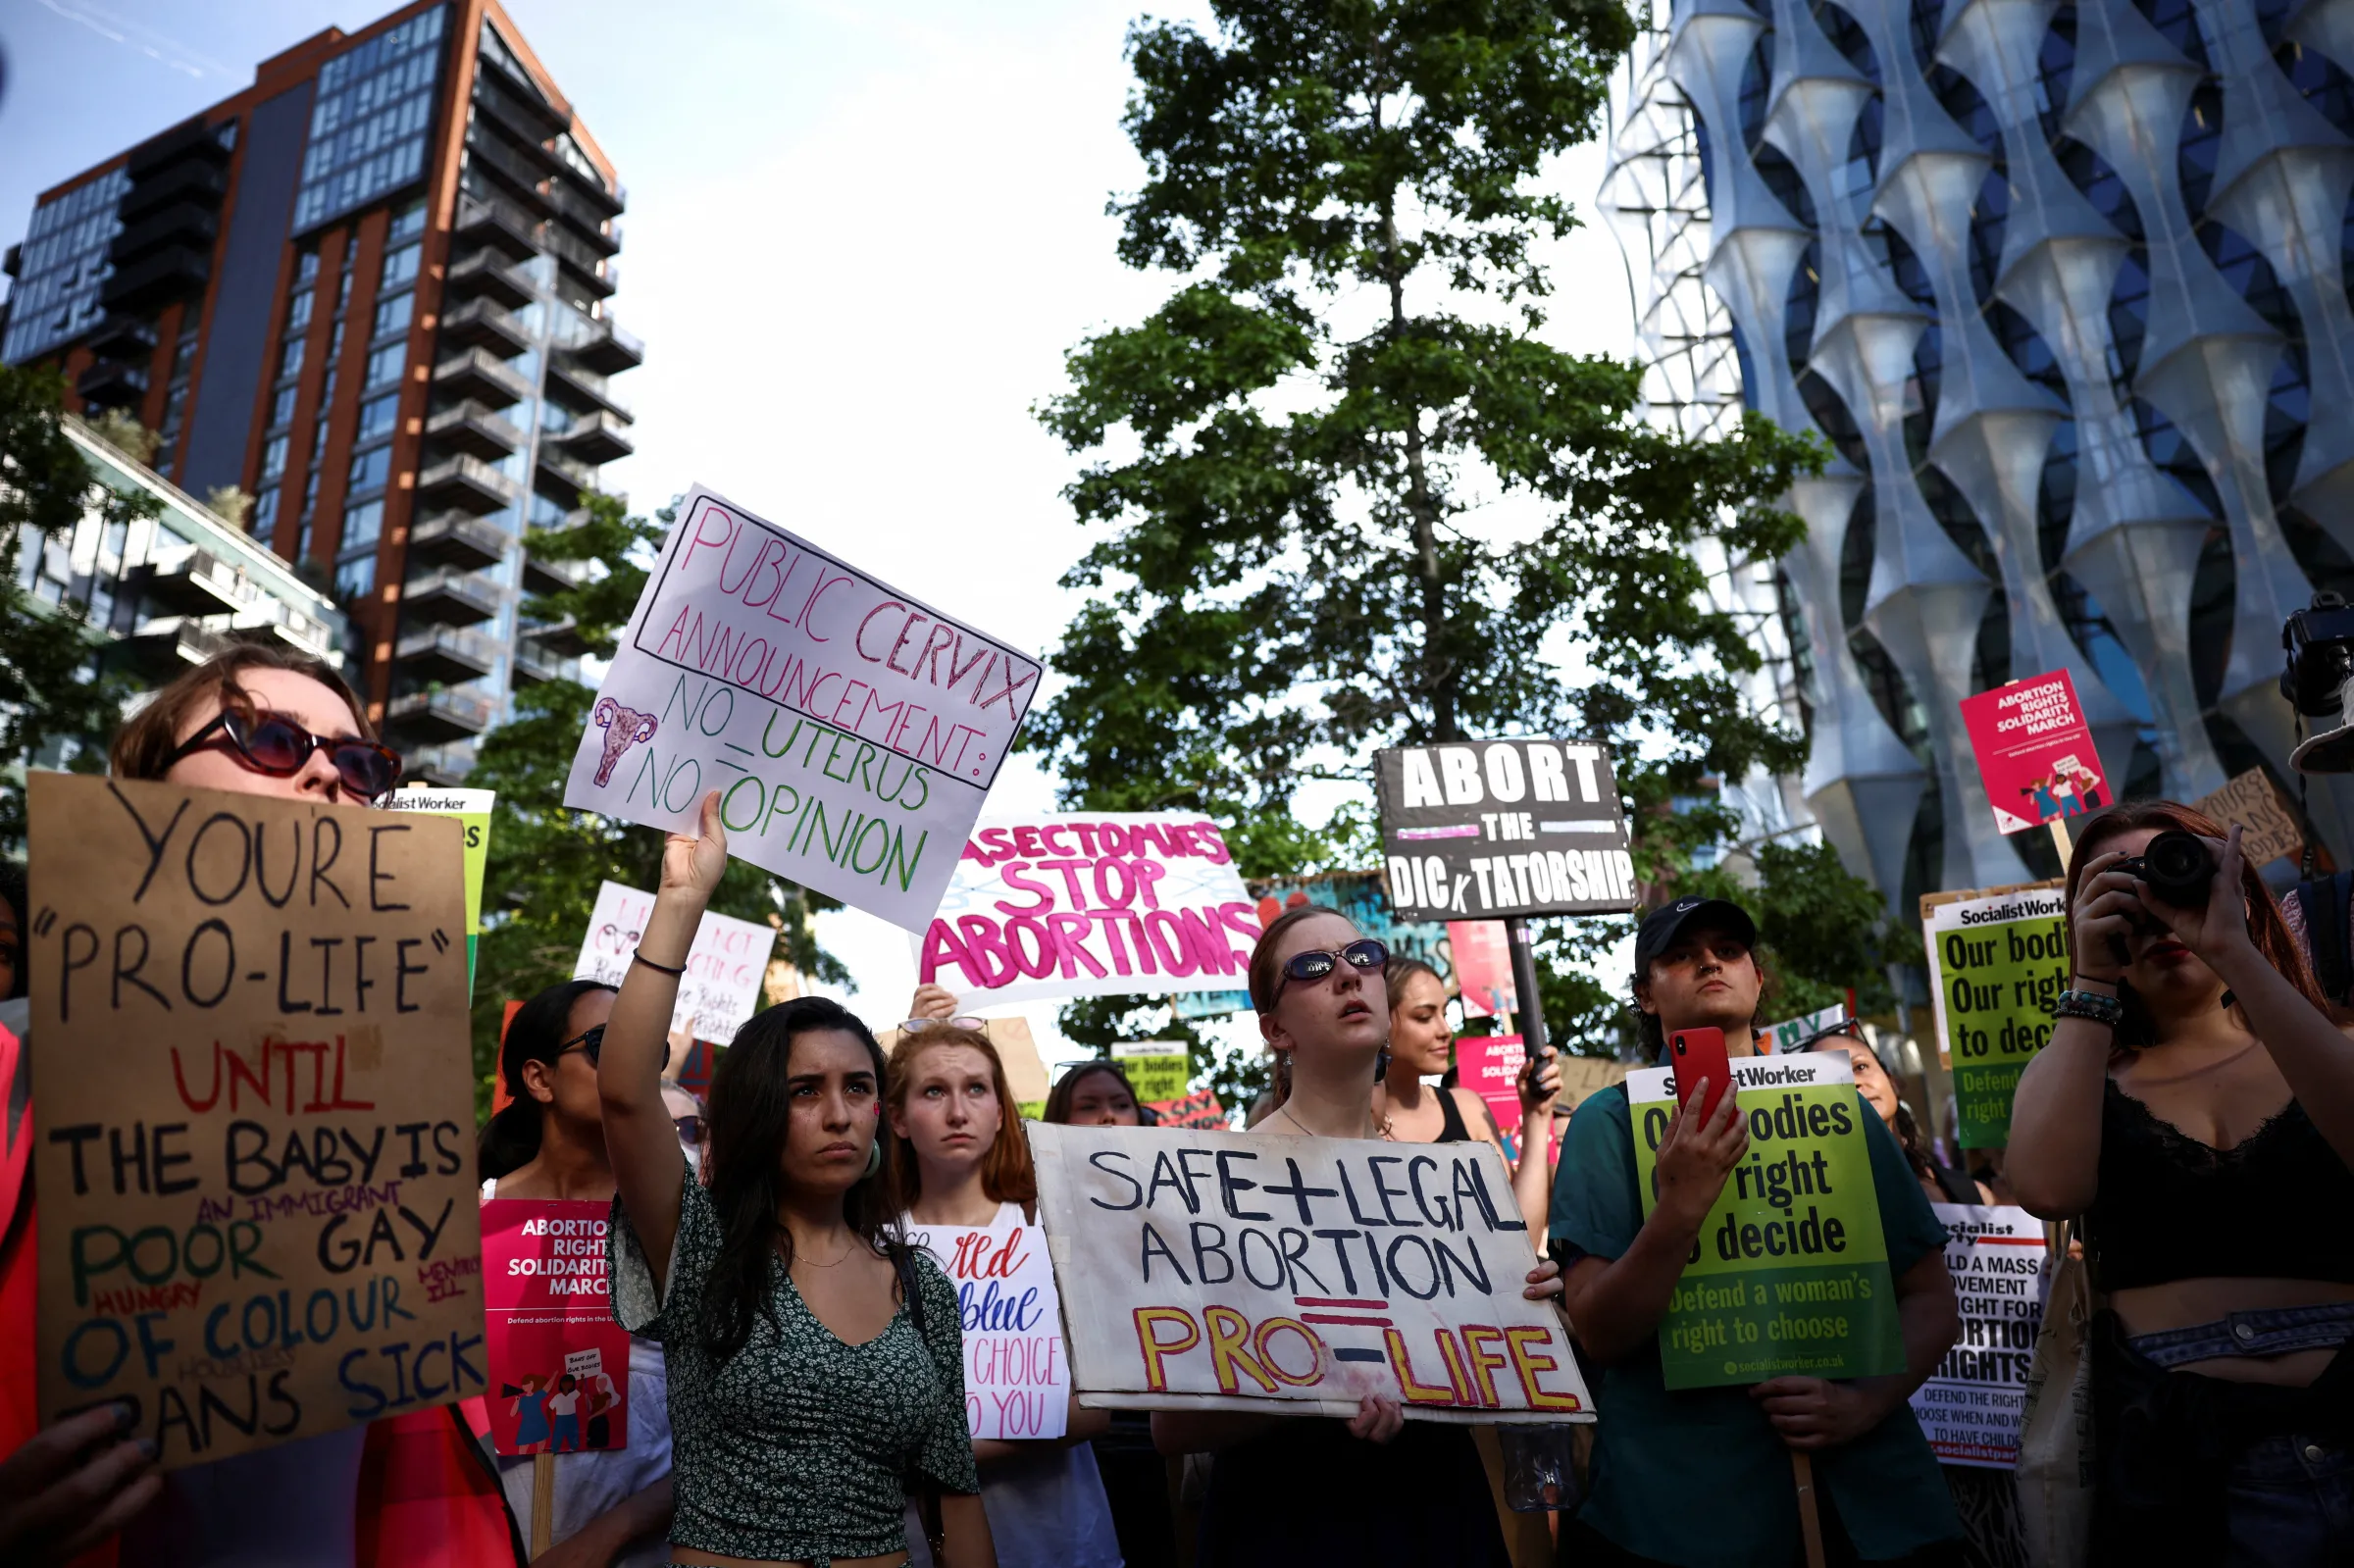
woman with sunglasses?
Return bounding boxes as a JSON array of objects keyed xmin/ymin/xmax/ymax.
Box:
[
  {"xmin": 1154, "ymin": 905, "xmax": 1565, "ymax": 1567},
  {"xmin": 480, "ymin": 979, "xmax": 678, "ymax": 1566},
  {"xmin": 884, "ymin": 1003, "xmax": 1119, "ymax": 1568}
]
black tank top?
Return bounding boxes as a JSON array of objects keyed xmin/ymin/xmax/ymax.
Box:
[
  {"xmin": 2084, "ymin": 1078, "xmax": 2354, "ymax": 1290},
  {"xmin": 1434, "ymin": 1087, "xmax": 1473, "ymax": 1143}
]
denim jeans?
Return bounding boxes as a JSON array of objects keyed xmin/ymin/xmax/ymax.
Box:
[
  {"xmin": 2128, "ymin": 1300, "xmax": 2354, "ymax": 1369},
  {"xmin": 2224, "ymin": 1432, "xmax": 2354, "ymax": 1567}
]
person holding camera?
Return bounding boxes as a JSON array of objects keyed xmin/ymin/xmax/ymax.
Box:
[{"xmin": 2009, "ymin": 801, "xmax": 2354, "ymax": 1563}]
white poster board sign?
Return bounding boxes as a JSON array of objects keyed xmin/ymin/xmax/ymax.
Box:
[
  {"xmin": 917, "ymin": 814, "xmax": 1256, "ymax": 1007},
  {"xmin": 1029, "ymin": 1125, "xmax": 1591, "ymax": 1424},
  {"xmin": 562, "ymin": 484, "xmax": 1040, "ymax": 931},
  {"xmin": 575, "ymin": 879, "xmax": 776, "ymax": 1043},
  {"xmin": 904, "ymin": 1214, "xmax": 1071, "ymax": 1440},
  {"xmin": 1909, "ymin": 1205, "xmax": 2052, "ymax": 1469}
]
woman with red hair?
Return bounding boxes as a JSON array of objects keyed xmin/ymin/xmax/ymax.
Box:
[{"xmin": 2009, "ymin": 800, "xmax": 2354, "ymax": 1563}]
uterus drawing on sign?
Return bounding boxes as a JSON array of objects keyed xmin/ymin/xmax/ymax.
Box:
[{"xmin": 591, "ymin": 698, "xmax": 658, "ymax": 785}]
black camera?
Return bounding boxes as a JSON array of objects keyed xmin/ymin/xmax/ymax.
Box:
[
  {"xmin": 2117, "ymin": 829, "xmax": 2216, "ymax": 906},
  {"xmin": 2284, "ymin": 591, "xmax": 2354, "ymax": 772}
]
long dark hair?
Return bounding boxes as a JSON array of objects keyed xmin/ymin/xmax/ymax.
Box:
[
  {"xmin": 480, "ymin": 979, "xmax": 616, "ymax": 1181},
  {"xmin": 2064, "ymin": 799, "xmax": 2341, "ymax": 1046},
  {"xmin": 701, "ymin": 996, "xmax": 901, "ymax": 1363},
  {"xmin": 1044, "ymin": 1059, "xmax": 1158, "ymax": 1126}
]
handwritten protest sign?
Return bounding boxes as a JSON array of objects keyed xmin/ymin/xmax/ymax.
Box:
[
  {"xmin": 1030, "ymin": 1124, "xmax": 1590, "ymax": 1423},
  {"xmin": 1909, "ymin": 1205, "xmax": 2051, "ymax": 1468},
  {"xmin": 2194, "ymin": 767, "xmax": 2304, "ymax": 870},
  {"xmin": 381, "ymin": 787, "xmax": 493, "ymax": 992},
  {"xmin": 1112, "ymin": 1040, "xmax": 1191, "ymax": 1105},
  {"xmin": 574, "ymin": 880, "xmax": 776, "ymax": 1044},
  {"xmin": 1375, "ymin": 739, "xmax": 1633, "ymax": 920},
  {"xmin": 1151, "ymin": 1089, "xmax": 1229, "ymax": 1130},
  {"xmin": 905, "ymin": 1211, "xmax": 1070, "ymax": 1440},
  {"xmin": 27, "ymin": 775, "xmax": 484, "ymax": 1466},
  {"xmin": 919, "ymin": 814, "xmax": 1255, "ymax": 1007},
  {"xmin": 1626, "ymin": 1052, "xmax": 1902, "ymax": 1390},
  {"xmin": 564, "ymin": 484, "xmax": 1040, "ymax": 931},
  {"xmin": 1922, "ymin": 883, "xmax": 2067, "ymax": 1145},
  {"xmin": 1959, "ymin": 672, "xmax": 2109, "ymax": 835},
  {"xmin": 482, "ymin": 1199, "xmax": 630, "ymax": 1454}
]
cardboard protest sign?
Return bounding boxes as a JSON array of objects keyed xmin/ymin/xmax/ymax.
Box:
[
  {"xmin": 1151, "ymin": 1089, "xmax": 1228, "ymax": 1130},
  {"xmin": 1922, "ymin": 883, "xmax": 2067, "ymax": 1146},
  {"xmin": 482, "ymin": 1199, "xmax": 631, "ymax": 1454},
  {"xmin": 1449, "ymin": 922, "xmax": 1514, "ymax": 1019},
  {"xmin": 563, "ymin": 484, "xmax": 1039, "ymax": 932},
  {"xmin": 917, "ymin": 814, "xmax": 1255, "ymax": 1008},
  {"xmin": 1375, "ymin": 739, "xmax": 1633, "ymax": 920},
  {"xmin": 1958, "ymin": 672, "xmax": 2110, "ymax": 835},
  {"xmin": 1454, "ymin": 1034, "xmax": 1551, "ymax": 1166},
  {"xmin": 2194, "ymin": 767, "xmax": 2304, "ymax": 870},
  {"xmin": 1029, "ymin": 1124, "xmax": 1590, "ymax": 1423},
  {"xmin": 574, "ymin": 880, "xmax": 776, "ymax": 1044},
  {"xmin": 904, "ymin": 1211, "xmax": 1070, "ymax": 1440},
  {"xmin": 27, "ymin": 775, "xmax": 484, "ymax": 1466},
  {"xmin": 1112, "ymin": 1040, "xmax": 1191, "ymax": 1105},
  {"xmin": 380, "ymin": 787, "xmax": 493, "ymax": 992},
  {"xmin": 1625, "ymin": 1052, "xmax": 1902, "ymax": 1390},
  {"xmin": 1909, "ymin": 1205, "xmax": 2050, "ymax": 1468}
]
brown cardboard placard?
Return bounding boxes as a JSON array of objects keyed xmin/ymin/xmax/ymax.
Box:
[
  {"xmin": 29, "ymin": 775, "xmax": 486, "ymax": 1468},
  {"xmin": 2194, "ymin": 768, "xmax": 2305, "ymax": 870}
]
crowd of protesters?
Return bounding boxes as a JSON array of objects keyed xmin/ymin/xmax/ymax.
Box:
[{"xmin": 0, "ymin": 643, "xmax": 2351, "ymax": 1566}]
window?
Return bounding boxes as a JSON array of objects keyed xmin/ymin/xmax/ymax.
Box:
[
  {"xmin": 254, "ymin": 485, "xmax": 281, "ymax": 536},
  {"xmin": 348, "ymin": 444, "xmax": 392, "ymax": 494},
  {"xmin": 341, "ymin": 498, "xmax": 384, "ymax": 551},
  {"xmin": 280, "ymin": 337, "xmax": 306, "ymax": 380},
  {"xmin": 262, "ymin": 435, "xmax": 290, "ymax": 481},
  {"xmin": 356, "ymin": 391, "xmax": 400, "ymax": 442},
  {"xmin": 271, "ymin": 385, "xmax": 298, "ymax": 429},
  {"xmin": 329, "ymin": 320, "xmax": 345, "ymax": 362},
  {"xmin": 102, "ymin": 520, "xmax": 128, "ymax": 561},
  {"xmin": 296, "ymin": 250, "xmax": 322, "ymax": 285},
  {"xmin": 286, "ymin": 290, "xmax": 314, "ymax": 333},
  {"xmin": 365, "ymin": 341, "xmax": 407, "ymax": 389},
  {"xmin": 389, "ymin": 200, "xmax": 428, "ymax": 244},
  {"xmin": 373, "ymin": 289, "xmax": 413, "ymax": 338},
  {"xmin": 381, "ymin": 242, "xmax": 422, "ymax": 288},
  {"xmin": 334, "ymin": 554, "xmax": 377, "ymax": 604}
]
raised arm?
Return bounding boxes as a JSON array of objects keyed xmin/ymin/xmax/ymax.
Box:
[
  {"xmin": 1510, "ymin": 1048, "xmax": 1561, "ymax": 1238},
  {"xmin": 597, "ymin": 788, "xmax": 729, "ymax": 1295},
  {"xmin": 2008, "ymin": 846, "xmax": 2137, "ymax": 1218}
]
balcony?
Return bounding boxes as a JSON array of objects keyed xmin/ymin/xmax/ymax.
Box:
[
  {"xmin": 473, "ymin": 48, "xmax": 570, "ymax": 139},
  {"xmin": 401, "ymin": 568, "xmax": 502, "ymax": 627},
  {"xmin": 127, "ymin": 116, "xmax": 231, "ymax": 179},
  {"xmin": 566, "ymin": 320, "xmax": 641, "ymax": 376},
  {"xmin": 452, "ymin": 197, "xmax": 540, "ymax": 264},
  {"xmin": 76, "ymin": 359, "xmax": 149, "ymax": 411},
  {"xmin": 395, "ymin": 626, "xmax": 498, "ymax": 684},
  {"xmin": 445, "ymin": 251, "xmax": 535, "ymax": 309},
  {"xmin": 407, "ymin": 509, "xmax": 510, "ymax": 570},
  {"xmin": 385, "ymin": 685, "xmax": 498, "ymax": 743},
  {"xmin": 110, "ymin": 202, "xmax": 219, "ymax": 268},
  {"xmin": 510, "ymin": 643, "xmax": 563, "ymax": 687},
  {"xmin": 540, "ymin": 225, "xmax": 617, "ymax": 293},
  {"xmin": 433, "ymin": 346, "xmax": 532, "ymax": 408},
  {"xmin": 131, "ymin": 549, "xmax": 256, "ymax": 617},
  {"xmin": 522, "ymin": 617, "xmax": 591, "ymax": 657},
  {"xmin": 555, "ymin": 157, "xmax": 625, "ymax": 219},
  {"xmin": 118, "ymin": 160, "xmax": 226, "ymax": 220},
  {"xmin": 438, "ymin": 298, "xmax": 531, "ymax": 357},
  {"xmin": 105, "ymin": 618, "xmax": 233, "ymax": 681},
  {"xmin": 100, "ymin": 243, "xmax": 209, "ymax": 314},
  {"xmin": 522, "ymin": 550, "xmax": 586, "ymax": 596},
  {"xmin": 401, "ymin": 746, "xmax": 474, "ymax": 788},
  {"xmin": 86, "ymin": 316, "xmax": 157, "ymax": 360},
  {"xmin": 417, "ymin": 454, "xmax": 519, "ymax": 515},
  {"xmin": 424, "ymin": 399, "xmax": 525, "ymax": 461},
  {"xmin": 536, "ymin": 445, "xmax": 594, "ymax": 499},
  {"xmin": 464, "ymin": 135, "xmax": 557, "ymax": 218},
  {"xmin": 552, "ymin": 410, "xmax": 633, "ymax": 465},
  {"xmin": 543, "ymin": 355, "xmax": 629, "ymax": 418}
]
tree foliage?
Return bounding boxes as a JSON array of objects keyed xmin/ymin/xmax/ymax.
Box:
[
  {"xmin": 1026, "ymin": 1, "xmax": 1847, "ymax": 1078},
  {"xmin": 465, "ymin": 492, "xmax": 844, "ymax": 1105},
  {"xmin": 0, "ymin": 367, "xmax": 156, "ymax": 849}
]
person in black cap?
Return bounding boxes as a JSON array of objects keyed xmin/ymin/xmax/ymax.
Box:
[{"xmin": 1546, "ymin": 895, "xmax": 1964, "ymax": 1567}]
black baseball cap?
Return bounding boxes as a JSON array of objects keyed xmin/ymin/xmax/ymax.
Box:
[{"xmin": 1632, "ymin": 895, "xmax": 1759, "ymax": 977}]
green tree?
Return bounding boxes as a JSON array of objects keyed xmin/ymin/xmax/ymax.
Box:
[
  {"xmin": 465, "ymin": 492, "xmax": 844, "ymax": 1107},
  {"xmin": 1026, "ymin": 2, "xmax": 1839, "ymax": 1084},
  {"xmin": 0, "ymin": 367, "xmax": 156, "ymax": 847}
]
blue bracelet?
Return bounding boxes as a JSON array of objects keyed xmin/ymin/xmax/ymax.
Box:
[{"xmin": 2051, "ymin": 988, "xmax": 2123, "ymax": 1027}]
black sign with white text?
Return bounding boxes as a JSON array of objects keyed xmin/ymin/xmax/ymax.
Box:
[{"xmin": 1374, "ymin": 739, "xmax": 1633, "ymax": 920}]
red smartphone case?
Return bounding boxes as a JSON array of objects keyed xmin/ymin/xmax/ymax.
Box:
[{"xmin": 1669, "ymin": 1027, "xmax": 1733, "ymax": 1121}]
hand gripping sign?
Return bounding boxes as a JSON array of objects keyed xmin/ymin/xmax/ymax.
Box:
[
  {"xmin": 564, "ymin": 484, "xmax": 1041, "ymax": 932},
  {"xmin": 1029, "ymin": 1124, "xmax": 1591, "ymax": 1423}
]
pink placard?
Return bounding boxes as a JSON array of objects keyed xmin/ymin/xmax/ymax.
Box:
[
  {"xmin": 482, "ymin": 1199, "xmax": 633, "ymax": 1455},
  {"xmin": 1455, "ymin": 1034, "xmax": 1552, "ymax": 1167},
  {"xmin": 1957, "ymin": 671, "xmax": 2111, "ymax": 835},
  {"xmin": 1447, "ymin": 921, "xmax": 1515, "ymax": 1019}
]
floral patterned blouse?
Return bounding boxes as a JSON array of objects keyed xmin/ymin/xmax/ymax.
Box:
[{"xmin": 609, "ymin": 1170, "xmax": 977, "ymax": 1565}]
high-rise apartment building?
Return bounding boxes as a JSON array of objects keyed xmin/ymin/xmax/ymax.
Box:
[
  {"xmin": 1601, "ymin": 0, "xmax": 2354, "ymax": 915},
  {"xmin": 0, "ymin": 0, "xmax": 639, "ymax": 782}
]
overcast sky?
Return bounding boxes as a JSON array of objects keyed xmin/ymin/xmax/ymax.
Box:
[{"xmin": 0, "ymin": 0, "xmax": 1643, "ymax": 1073}]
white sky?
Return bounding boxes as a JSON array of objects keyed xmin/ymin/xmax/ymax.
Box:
[{"xmin": 0, "ymin": 0, "xmax": 1645, "ymax": 1074}]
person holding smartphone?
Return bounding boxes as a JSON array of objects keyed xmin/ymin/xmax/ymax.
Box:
[
  {"xmin": 2008, "ymin": 802, "xmax": 2354, "ymax": 1562},
  {"xmin": 1550, "ymin": 896, "xmax": 1963, "ymax": 1567}
]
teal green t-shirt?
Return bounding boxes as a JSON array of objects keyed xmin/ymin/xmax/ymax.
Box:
[{"xmin": 1550, "ymin": 1084, "xmax": 1960, "ymax": 1568}]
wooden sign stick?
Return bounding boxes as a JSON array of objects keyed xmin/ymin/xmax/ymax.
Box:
[
  {"xmin": 1792, "ymin": 1451, "xmax": 1827, "ymax": 1568},
  {"xmin": 2048, "ymin": 816, "xmax": 2073, "ymax": 870},
  {"xmin": 532, "ymin": 1451, "xmax": 556, "ymax": 1558}
]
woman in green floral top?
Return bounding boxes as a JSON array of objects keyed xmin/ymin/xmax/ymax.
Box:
[{"xmin": 598, "ymin": 789, "xmax": 995, "ymax": 1568}]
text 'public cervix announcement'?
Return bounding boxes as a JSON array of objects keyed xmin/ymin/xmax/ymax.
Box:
[
  {"xmin": 1374, "ymin": 738, "xmax": 1634, "ymax": 921},
  {"xmin": 27, "ymin": 775, "xmax": 485, "ymax": 1468},
  {"xmin": 563, "ymin": 482, "xmax": 1043, "ymax": 933}
]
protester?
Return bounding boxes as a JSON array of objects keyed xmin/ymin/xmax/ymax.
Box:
[
  {"xmin": 597, "ymin": 791, "xmax": 994, "ymax": 1567},
  {"xmin": 662, "ymin": 1081, "xmax": 708, "ymax": 1174},
  {"xmin": 2008, "ymin": 803, "xmax": 2354, "ymax": 1562},
  {"xmin": 481, "ymin": 978, "xmax": 677, "ymax": 1566},
  {"xmin": 1798, "ymin": 1026, "xmax": 1990, "ymax": 1205},
  {"xmin": 1374, "ymin": 954, "xmax": 1560, "ymax": 1232},
  {"xmin": 886, "ymin": 1011, "xmax": 1119, "ymax": 1568},
  {"xmin": 1154, "ymin": 904, "xmax": 1568, "ymax": 1566},
  {"xmin": 1044, "ymin": 1060, "xmax": 1152, "ymax": 1127},
  {"xmin": 1552, "ymin": 894, "xmax": 1964, "ymax": 1566}
]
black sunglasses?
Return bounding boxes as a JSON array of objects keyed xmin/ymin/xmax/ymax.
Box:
[
  {"xmin": 165, "ymin": 709, "xmax": 403, "ymax": 799},
  {"xmin": 673, "ymin": 1114, "xmax": 705, "ymax": 1145},
  {"xmin": 1264, "ymin": 938, "xmax": 1390, "ymax": 1006},
  {"xmin": 555, "ymin": 1025, "xmax": 604, "ymax": 1066}
]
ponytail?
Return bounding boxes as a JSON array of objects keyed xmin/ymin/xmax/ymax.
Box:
[{"xmin": 478, "ymin": 978, "xmax": 618, "ymax": 1183}]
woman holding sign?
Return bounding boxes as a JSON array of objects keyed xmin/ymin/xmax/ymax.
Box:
[
  {"xmin": 2011, "ymin": 803, "xmax": 2354, "ymax": 1562},
  {"xmin": 885, "ymin": 1019, "xmax": 1119, "ymax": 1568},
  {"xmin": 597, "ymin": 791, "xmax": 995, "ymax": 1568},
  {"xmin": 1153, "ymin": 905, "xmax": 1567, "ymax": 1566}
]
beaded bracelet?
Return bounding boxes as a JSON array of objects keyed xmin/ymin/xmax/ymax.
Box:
[{"xmin": 2050, "ymin": 988, "xmax": 2124, "ymax": 1027}]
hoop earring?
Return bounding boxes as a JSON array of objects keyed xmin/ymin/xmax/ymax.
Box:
[{"xmin": 864, "ymin": 1138, "xmax": 883, "ymax": 1180}]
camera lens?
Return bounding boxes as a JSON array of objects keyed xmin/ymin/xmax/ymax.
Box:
[{"xmin": 2141, "ymin": 830, "xmax": 2214, "ymax": 906}]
